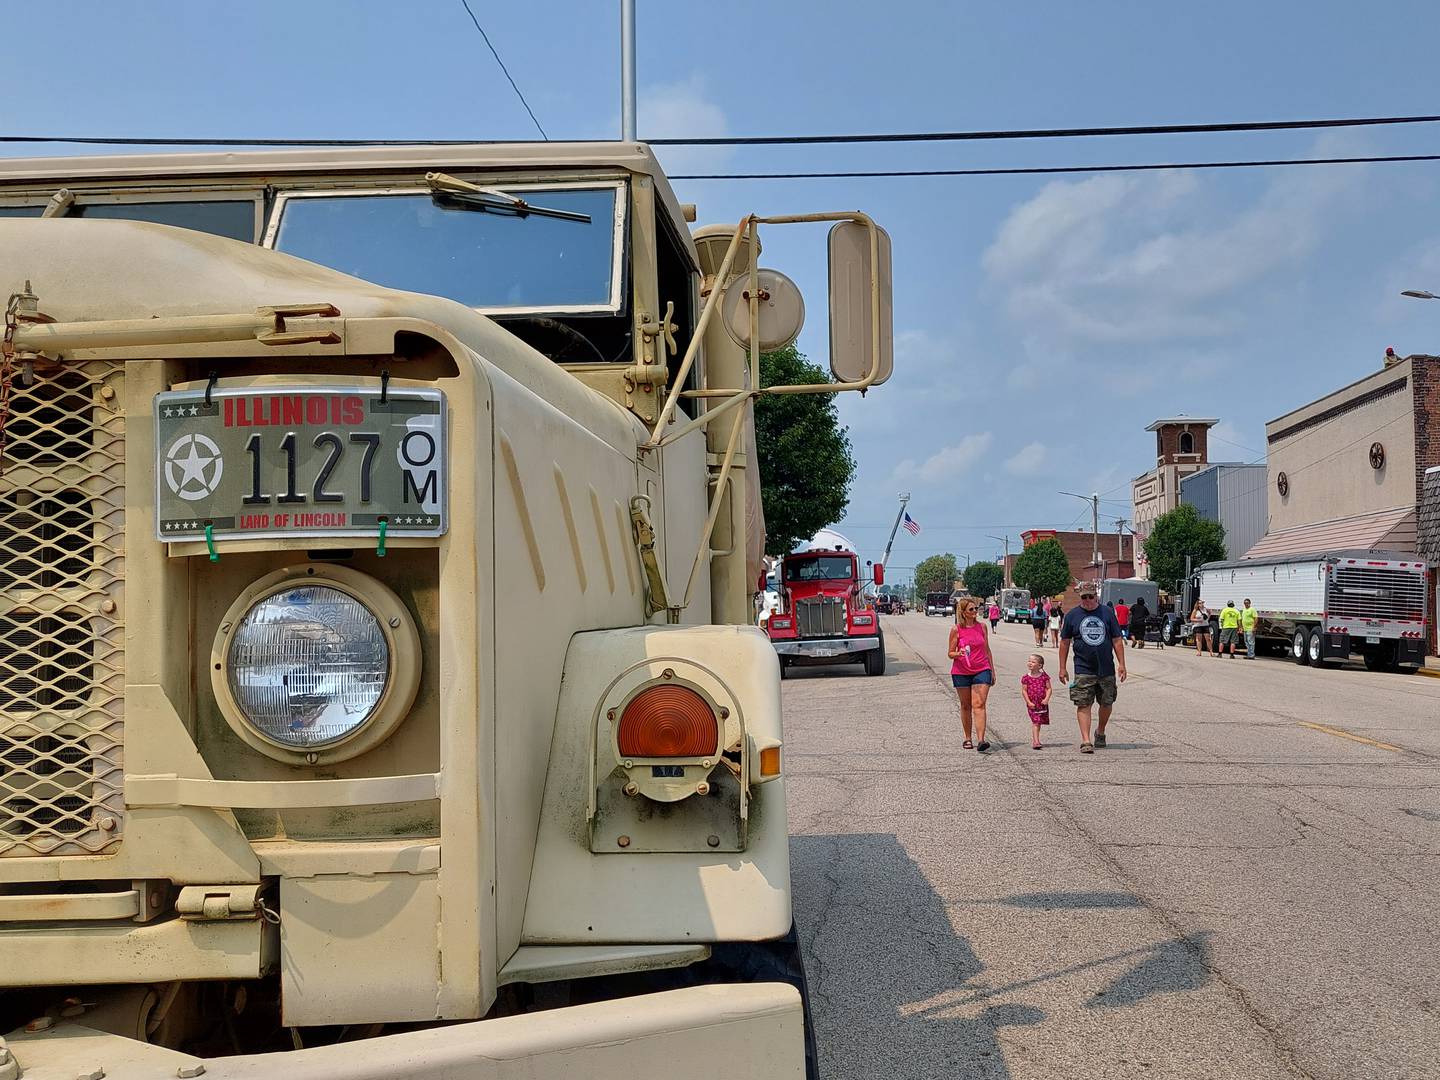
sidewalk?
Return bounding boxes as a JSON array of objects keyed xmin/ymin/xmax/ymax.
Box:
[{"xmin": 1421, "ymin": 655, "xmax": 1440, "ymax": 679}]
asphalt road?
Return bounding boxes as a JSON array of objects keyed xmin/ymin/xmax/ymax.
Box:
[{"xmin": 782, "ymin": 612, "xmax": 1440, "ymax": 1080}]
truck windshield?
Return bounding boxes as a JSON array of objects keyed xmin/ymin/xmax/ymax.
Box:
[
  {"xmin": 786, "ymin": 557, "xmax": 854, "ymax": 582},
  {"xmin": 270, "ymin": 184, "xmax": 622, "ymax": 313}
]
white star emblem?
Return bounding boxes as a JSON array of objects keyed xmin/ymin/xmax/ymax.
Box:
[
  {"xmin": 189, "ymin": 405, "xmax": 200, "ymax": 416},
  {"xmin": 163, "ymin": 434, "xmax": 225, "ymax": 502}
]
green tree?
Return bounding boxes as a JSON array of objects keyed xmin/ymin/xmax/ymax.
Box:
[
  {"xmin": 1011, "ymin": 538, "xmax": 1072, "ymax": 599},
  {"xmin": 754, "ymin": 344, "xmax": 857, "ymax": 556},
  {"xmin": 914, "ymin": 553, "xmax": 960, "ymax": 596},
  {"xmin": 1143, "ymin": 504, "xmax": 1227, "ymax": 593},
  {"xmin": 963, "ymin": 560, "xmax": 1004, "ymax": 602}
]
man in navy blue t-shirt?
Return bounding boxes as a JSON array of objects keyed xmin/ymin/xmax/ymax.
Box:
[{"xmin": 1058, "ymin": 582, "xmax": 1127, "ymax": 753}]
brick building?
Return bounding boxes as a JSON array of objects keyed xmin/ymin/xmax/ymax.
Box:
[
  {"xmin": 1005, "ymin": 529, "xmax": 1134, "ymax": 608},
  {"xmin": 1254, "ymin": 352, "xmax": 1439, "ymax": 653},
  {"xmin": 1131, "ymin": 416, "xmax": 1219, "ymax": 576}
]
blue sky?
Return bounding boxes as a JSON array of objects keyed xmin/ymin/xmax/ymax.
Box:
[{"xmin": 8, "ymin": 0, "xmax": 1440, "ymax": 582}]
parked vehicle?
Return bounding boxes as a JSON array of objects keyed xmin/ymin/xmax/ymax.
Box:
[
  {"xmin": 1099, "ymin": 578, "xmax": 1158, "ymax": 611},
  {"xmin": 767, "ymin": 550, "xmax": 886, "ymax": 676},
  {"xmin": 0, "ymin": 140, "xmax": 894, "ymax": 1078},
  {"xmin": 1193, "ymin": 551, "xmax": 1428, "ymax": 670},
  {"xmin": 1000, "ymin": 587, "xmax": 1032, "ymax": 622},
  {"xmin": 924, "ymin": 591, "xmax": 956, "ymax": 617}
]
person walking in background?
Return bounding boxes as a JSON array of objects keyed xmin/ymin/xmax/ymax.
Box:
[
  {"xmin": 1128, "ymin": 595, "xmax": 1150, "ymax": 649},
  {"xmin": 1191, "ymin": 599, "xmax": 1213, "ymax": 656},
  {"xmin": 1021, "ymin": 653, "xmax": 1052, "ymax": 749},
  {"xmin": 1059, "ymin": 583, "xmax": 1127, "ymax": 753},
  {"xmin": 1114, "ymin": 597, "xmax": 1131, "ymax": 640},
  {"xmin": 988, "ymin": 601, "xmax": 1001, "ymax": 631},
  {"xmin": 949, "ymin": 599, "xmax": 996, "ymax": 752},
  {"xmin": 1048, "ymin": 601, "xmax": 1063, "ymax": 648},
  {"xmin": 1219, "ymin": 600, "xmax": 1241, "ymax": 658},
  {"xmin": 1030, "ymin": 601, "xmax": 1048, "ymax": 646},
  {"xmin": 1241, "ymin": 598, "xmax": 1259, "ymax": 660}
]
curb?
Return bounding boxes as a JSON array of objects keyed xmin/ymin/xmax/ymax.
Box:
[{"xmin": 1416, "ymin": 667, "xmax": 1440, "ymax": 680}]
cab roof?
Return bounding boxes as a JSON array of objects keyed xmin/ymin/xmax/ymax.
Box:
[{"xmin": 0, "ymin": 141, "xmax": 693, "ymax": 239}]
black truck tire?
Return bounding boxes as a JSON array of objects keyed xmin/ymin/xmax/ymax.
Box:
[
  {"xmin": 1292, "ymin": 627, "xmax": 1310, "ymax": 665},
  {"xmin": 864, "ymin": 632, "xmax": 887, "ymax": 676}
]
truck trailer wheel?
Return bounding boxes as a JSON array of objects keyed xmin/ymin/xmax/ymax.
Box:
[
  {"xmin": 1291, "ymin": 627, "xmax": 1310, "ymax": 665},
  {"xmin": 1307, "ymin": 627, "xmax": 1330, "ymax": 668}
]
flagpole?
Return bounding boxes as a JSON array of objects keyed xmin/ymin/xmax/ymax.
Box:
[{"xmin": 880, "ymin": 492, "xmax": 911, "ymax": 575}]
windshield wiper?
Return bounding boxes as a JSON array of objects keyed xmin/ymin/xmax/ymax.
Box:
[{"xmin": 424, "ymin": 172, "xmax": 591, "ymax": 224}]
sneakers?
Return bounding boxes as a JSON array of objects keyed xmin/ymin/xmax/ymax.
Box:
[{"xmin": 1094, "ymin": 732, "xmax": 1107, "ymax": 748}]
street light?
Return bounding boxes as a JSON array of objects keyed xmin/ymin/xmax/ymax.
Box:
[
  {"xmin": 1059, "ymin": 490, "xmax": 1101, "ymax": 570},
  {"xmin": 1401, "ymin": 290, "xmax": 1439, "ymax": 300}
]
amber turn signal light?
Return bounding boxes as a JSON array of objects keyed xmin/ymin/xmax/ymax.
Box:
[
  {"xmin": 618, "ymin": 684, "xmax": 719, "ymax": 758},
  {"xmin": 760, "ymin": 746, "xmax": 781, "ymax": 777}
]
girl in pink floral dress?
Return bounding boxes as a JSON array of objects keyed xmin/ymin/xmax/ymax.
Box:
[{"xmin": 1021, "ymin": 653, "xmax": 1052, "ymax": 750}]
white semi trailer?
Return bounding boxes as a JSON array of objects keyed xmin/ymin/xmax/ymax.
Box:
[{"xmin": 1196, "ymin": 550, "xmax": 1428, "ymax": 671}]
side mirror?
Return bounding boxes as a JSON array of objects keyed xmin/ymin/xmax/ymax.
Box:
[
  {"xmin": 873, "ymin": 564, "xmax": 885, "ymax": 586},
  {"xmin": 827, "ymin": 220, "xmax": 894, "ymax": 386}
]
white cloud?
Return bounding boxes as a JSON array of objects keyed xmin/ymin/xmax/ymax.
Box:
[
  {"xmin": 638, "ymin": 74, "xmax": 733, "ymax": 174},
  {"xmin": 1208, "ymin": 420, "xmax": 1262, "ymax": 460},
  {"xmin": 1004, "ymin": 442, "xmax": 1049, "ymax": 476},
  {"xmin": 982, "ymin": 143, "xmax": 1366, "ymax": 350},
  {"xmin": 893, "ymin": 432, "xmax": 993, "ymax": 485}
]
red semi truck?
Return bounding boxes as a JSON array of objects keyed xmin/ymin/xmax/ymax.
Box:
[{"xmin": 765, "ymin": 548, "xmax": 887, "ymax": 677}]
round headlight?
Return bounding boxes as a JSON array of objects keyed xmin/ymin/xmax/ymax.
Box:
[
  {"xmin": 212, "ymin": 566, "xmax": 421, "ymax": 764},
  {"xmin": 228, "ymin": 585, "xmax": 389, "ymax": 748}
]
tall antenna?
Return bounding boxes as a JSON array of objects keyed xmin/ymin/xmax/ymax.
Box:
[{"xmin": 620, "ymin": 0, "xmax": 637, "ymax": 140}]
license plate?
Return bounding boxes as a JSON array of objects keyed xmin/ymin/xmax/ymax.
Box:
[
  {"xmin": 155, "ymin": 386, "xmax": 446, "ymax": 541},
  {"xmin": 1366, "ymin": 635, "xmax": 1380, "ymax": 644}
]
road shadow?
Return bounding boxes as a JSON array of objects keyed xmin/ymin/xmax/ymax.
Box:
[
  {"xmin": 791, "ymin": 833, "xmax": 1044, "ymax": 1079},
  {"xmin": 1085, "ymin": 933, "xmax": 1213, "ymax": 1009},
  {"xmin": 999, "ymin": 891, "xmax": 1145, "ymax": 910}
]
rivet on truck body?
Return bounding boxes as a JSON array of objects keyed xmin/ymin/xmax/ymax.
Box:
[
  {"xmin": 99, "ymin": 599, "xmax": 116, "ymax": 615},
  {"xmin": 219, "ymin": 622, "xmax": 231, "ymax": 634},
  {"xmin": 97, "ymin": 816, "xmax": 117, "ymax": 831},
  {"xmin": 661, "ymin": 668, "xmax": 674, "ymax": 680},
  {"xmin": 707, "ymin": 834, "xmax": 721, "ymax": 847},
  {"xmin": 388, "ymin": 616, "xmax": 401, "ymax": 628},
  {"xmin": 305, "ymin": 752, "xmax": 319, "ymax": 765},
  {"xmin": 616, "ymin": 835, "xmax": 631, "ymax": 848},
  {"xmin": 696, "ymin": 781, "xmax": 710, "ymax": 796},
  {"xmin": 719, "ymin": 707, "xmax": 730, "ymax": 720},
  {"xmin": 607, "ymin": 710, "xmax": 616, "ymax": 722},
  {"xmin": 623, "ymin": 782, "xmax": 639, "ymax": 797}
]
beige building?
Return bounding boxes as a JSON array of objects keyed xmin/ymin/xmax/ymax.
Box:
[
  {"xmin": 1131, "ymin": 416, "xmax": 1219, "ymax": 575},
  {"xmin": 1253, "ymin": 353, "xmax": 1438, "ymax": 652}
]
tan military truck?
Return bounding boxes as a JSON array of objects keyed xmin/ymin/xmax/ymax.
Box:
[{"xmin": 0, "ymin": 143, "xmax": 891, "ymax": 1079}]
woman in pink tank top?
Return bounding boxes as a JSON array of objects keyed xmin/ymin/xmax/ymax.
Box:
[{"xmin": 949, "ymin": 599, "xmax": 996, "ymax": 751}]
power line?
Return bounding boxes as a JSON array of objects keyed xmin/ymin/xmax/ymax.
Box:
[
  {"xmin": 457, "ymin": 0, "xmax": 548, "ymax": 141},
  {"xmin": 651, "ymin": 113, "xmax": 1440, "ymax": 147},
  {"xmin": 5, "ymin": 110, "xmax": 1440, "ymax": 150},
  {"xmin": 670, "ymin": 152, "xmax": 1440, "ymax": 181}
]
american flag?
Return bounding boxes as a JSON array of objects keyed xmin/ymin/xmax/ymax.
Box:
[{"xmin": 902, "ymin": 512, "xmax": 921, "ymax": 536}]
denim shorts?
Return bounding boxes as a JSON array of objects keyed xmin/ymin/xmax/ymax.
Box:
[{"xmin": 952, "ymin": 669, "xmax": 994, "ymax": 689}]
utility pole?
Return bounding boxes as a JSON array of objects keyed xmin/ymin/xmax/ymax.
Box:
[
  {"xmin": 1115, "ymin": 518, "xmax": 1128, "ymax": 565},
  {"xmin": 620, "ymin": 0, "xmax": 637, "ymax": 140},
  {"xmin": 986, "ymin": 534, "xmax": 1011, "ymax": 587},
  {"xmin": 879, "ymin": 492, "xmax": 911, "ymax": 574}
]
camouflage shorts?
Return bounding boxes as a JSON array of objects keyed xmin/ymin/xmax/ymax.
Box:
[{"xmin": 1069, "ymin": 674, "xmax": 1118, "ymax": 708}]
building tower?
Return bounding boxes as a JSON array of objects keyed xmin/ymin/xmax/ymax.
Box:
[{"xmin": 1130, "ymin": 415, "xmax": 1219, "ymax": 574}]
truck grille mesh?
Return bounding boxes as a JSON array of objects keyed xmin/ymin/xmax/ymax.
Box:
[
  {"xmin": 1, "ymin": 361, "xmax": 126, "ymax": 856},
  {"xmin": 1330, "ymin": 566, "xmax": 1428, "ymax": 623},
  {"xmin": 795, "ymin": 596, "xmax": 846, "ymax": 638}
]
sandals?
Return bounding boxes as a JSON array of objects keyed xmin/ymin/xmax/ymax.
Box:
[
  {"xmin": 962, "ymin": 740, "xmax": 974, "ymax": 749},
  {"xmin": 1080, "ymin": 743, "xmax": 1095, "ymax": 754},
  {"xmin": 1031, "ymin": 743, "xmax": 1042, "ymax": 750},
  {"xmin": 976, "ymin": 741, "xmax": 991, "ymax": 753}
]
